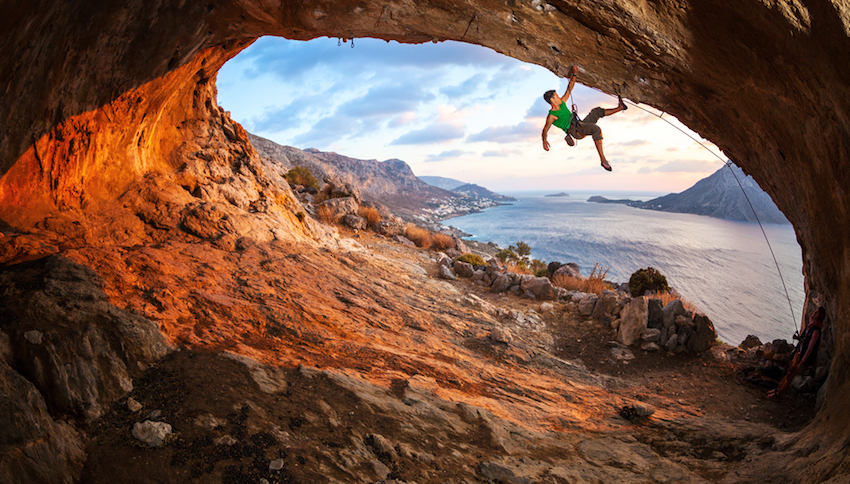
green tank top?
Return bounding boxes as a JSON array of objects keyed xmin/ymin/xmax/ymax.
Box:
[{"xmin": 549, "ymin": 101, "xmax": 572, "ymax": 132}]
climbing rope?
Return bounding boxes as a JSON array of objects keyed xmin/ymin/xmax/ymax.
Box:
[
  {"xmin": 619, "ymin": 97, "xmax": 800, "ymax": 333},
  {"xmin": 570, "ymin": 84, "xmax": 799, "ymax": 332}
]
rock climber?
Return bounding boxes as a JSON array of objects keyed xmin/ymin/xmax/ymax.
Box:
[
  {"xmin": 541, "ymin": 65, "xmax": 627, "ymax": 172},
  {"xmin": 767, "ymin": 306, "xmax": 825, "ymax": 400}
]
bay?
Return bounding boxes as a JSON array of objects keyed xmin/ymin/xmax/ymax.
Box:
[{"xmin": 448, "ymin": 190, "xmax": 804, "ymax": 345}]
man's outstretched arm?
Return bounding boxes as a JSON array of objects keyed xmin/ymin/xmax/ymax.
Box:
[
  {"xmin": 542, "ymin": 114, "xmax": 556, "ymax": 151},
  {"xmin": 560, "ymin": 65, "xmax": 579, "ymax": 100}
]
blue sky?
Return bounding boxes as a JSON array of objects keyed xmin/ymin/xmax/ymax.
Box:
[{"xmin": 216, "ymin": 36, "xmax": 726, "ymax": 193}]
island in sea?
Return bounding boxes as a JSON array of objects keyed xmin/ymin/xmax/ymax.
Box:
[
  {"xmin": 544, "ymin": 192, "xmax": 570, "ymax": 197},
  {"xmin": 587, "ymin": 163, "xmax": 790, "ymax": 224}
]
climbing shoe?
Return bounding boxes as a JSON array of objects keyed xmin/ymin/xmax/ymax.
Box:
[
  {"xmin": 601, "ymin": 159, "xmax": 612, "ymax": 171},
  {"xmin": 564, "ymin": 134, "xmax": 575, "ymax": 146}
]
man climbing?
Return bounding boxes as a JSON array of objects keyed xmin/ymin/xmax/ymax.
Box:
[
  {"xmin": 767, "ymin": 306, "xmax": 825, "ymax": 400},
  {"xmin": 541, "ymin": 65, "xmax": 627, "ymax": 172}
]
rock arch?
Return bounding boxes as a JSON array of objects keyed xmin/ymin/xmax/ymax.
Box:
[{"xmin": 1, "ymin": 0, "xmax": 849, "ymax": 480}]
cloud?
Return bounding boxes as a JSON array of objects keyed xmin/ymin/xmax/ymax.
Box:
[
  {"xmin": 482, "ymin": 148, "xmax": 522, "ymax": 157},
  {"xmin": 653, "ymin": 160, "xmax": 719, "ymax": 173},
  {"xmin": 249, "ymin": 94, "xmax": 326, "ymax": 132},
  {"xmin": 425, "ymin": 149, "xmax": 474, "ymax": 162},
  {"xmin": 619, "ymin": 139, "xmax": 649, "ymax": 147},
  {"xmin": 468, "ymin": 121, "xmax": 538, "ymax": 143},
  {"xmin": 337, "ymin": 83, "xmax": 435, "ymax": 118},
  {"xmin": 390, "ymin": 123, "xmax": 466, "ymax": 145},
  {"xmin": 440, "ymin": 74, "xmax": 486, "ymax": 99}
]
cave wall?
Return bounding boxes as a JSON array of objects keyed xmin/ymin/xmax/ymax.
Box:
[{"xmin": 1, "ymin": 0, "xmax": 849, "ymax": 478}]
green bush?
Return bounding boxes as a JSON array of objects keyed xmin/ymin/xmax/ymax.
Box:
[
  {"xmin": 454, "ymin": 253, "xmax": 486, "ymax": 267},
  {"xmin": 285, "ymin": 166, "xmax": 319, "ymax": 190},
  {"xmin": 629, "ymin": 267, "xmax": 670, "ymax": 297}
]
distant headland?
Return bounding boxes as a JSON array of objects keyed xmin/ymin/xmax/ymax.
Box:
[{"xmin": 544, "ymin": 192, "xmax": 570, "ymax": 197}]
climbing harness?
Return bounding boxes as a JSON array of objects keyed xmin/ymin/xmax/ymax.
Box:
[{"xmin": 573, "ymin": 84, "xmax": 799, "ymax": 333}]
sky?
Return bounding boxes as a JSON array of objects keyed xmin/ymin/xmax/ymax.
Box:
[{"xmin": 216, "ymin": 36, "xmax": 728, "ymax": 194}]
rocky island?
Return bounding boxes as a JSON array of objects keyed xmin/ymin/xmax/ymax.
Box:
[
  {"xmin": 545, "ymin": 192, "xmax": 570, "ymax": 197},
  {"xmin": 1, "ymin": 2, "xmax": 848, "ymax": 484},
  {"xmin": 588, "ymin": 164, "xmax": 790, "ymax": 224}
]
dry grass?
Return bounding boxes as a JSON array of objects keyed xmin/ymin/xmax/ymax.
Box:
[
  {"xmin": 357, "ymin": 206, "xmax": 382, "ymax": 226},
  {"xmin": 313, "ymin": 185, "xmax": 333, "ymax": 204},
  {"xmin": 405, "ymin": 225, "xmax": 433, "ymax": 248},
  {"xmin": 431, "ymin": 233, "xmax": 455, "ymax": 251},
  {"xmin": 506, "ymin": 262, "xmax": 533, "ymax": 275},
  {"xmin": 656, "ymin": 291, "xmax": 700, "ymax": 313},
  {"xmin": 317, "ymin": 204, "xmax": 340, "ymax": 225},
  {"xmin": 551, "ymin": 263, "xmax": 610, "ymax": 296}
]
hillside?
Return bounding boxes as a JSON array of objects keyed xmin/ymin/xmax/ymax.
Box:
[
  {"xmin": 249, "ymin": 134, "xmax": 509, "ymax": 223},
  {"xmin": 642, "ymin": 163, "xmax": 789, "ymax": 224},
  {"xmin": 419, "ymin": 175, "xmax": 467, "ymax": 190},
  {"xmin": 452, "ymin": 183, "xmax": 517, "ymax": 202}
]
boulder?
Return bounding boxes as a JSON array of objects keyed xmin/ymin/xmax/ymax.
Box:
[
  {"xmin": 438, "ymin": 265, "xmax": 456, "ymax": 280},
  {"xmin": 664, "ymin": 333, "xmax": 679, "ymax": 352},
  {"xmin": 322, "ymin": 174, "xmax": 362, "ymax": 203},
  {"xmin": 553, "ymin": 263, "xmax": 581, "ymax": 279},
  {"xmin": 453, "ymin": 237, "xmax": 470, "ymax": 254},
  {"xmin": 319, "ymin": 196, "xmax": 358, "ymax": 219},
  {"xmin": 647, "ymin": 298, "xmax": 664, "ymax": 329},
  {"xmin": 547, "ymin": 261, "xmax": 563, "ymax": 278},
  {"xmin": 687, "ymin": 313, "xmax": 718, "ymax": 353},
  {"xmin": 435, "ymin": 252, "xmax": 451, "ymax": 268},
  {"xmin": 341, "ymin": 214, "xmax": 366, "ymax": 230},
  {"xmin": 490, "ymin": 273, "xmax": 513, "ymax": 293},
  {"xmin": 490, "ymin": 327, "xmax": 513, "ymax": 344},
  {"xmin": 591, "ymin": 290, "xmax": 619, "ymax": 319},
  {"xmin": 643, "ymin": 328, "xmax": 661, "ymax": 343},
  {"xmin": 617, "ymin": 297, "xmax": 648, "ymax": 346},
  {"xmin": 739, "ymin": 334, "xmax": 762, "ymax": 349},
  {"xmin": 662, "ymin": 299, "xmax": 686, "ymax": 329},
  {"xmin": 374, "ymin": 220, "xmax": 403, "ymax": 237},
  {"xmin": 641, "ymin": 342, "xmax": 661, "ymax": 352},
  {"xmin": 394, "ymin": 235, "xmax": 415, "ymax": 247},
  {"xmin": 453, "ymin": 260, "xmax": 474, "ymax": 277},
  {"xmin": 522, "ymin": 277, "xmax": 557, "ymax": 300},
  {"xmin": 578, "ymin": 294, "xmax": 598, "ymax": 317}
]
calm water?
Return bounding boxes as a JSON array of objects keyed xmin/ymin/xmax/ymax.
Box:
[{"xmin": 447, "ymin": 191, "xmax": 804, "ymax": 345}]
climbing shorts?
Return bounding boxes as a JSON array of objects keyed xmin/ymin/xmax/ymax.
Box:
[{"xmin": 569, "ymin": 107, "xmax": 605, "ymax": 141}]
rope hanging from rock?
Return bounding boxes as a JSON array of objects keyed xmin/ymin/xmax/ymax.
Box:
[{"xmin": 574, "ymin": 81, "xmax": 798, "ymax": 333}]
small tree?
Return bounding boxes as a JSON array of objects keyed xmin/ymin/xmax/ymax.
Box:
[
  {"xmin": 285, "ymin": 166, "xmax": 319, "ymax": 190},
  {"xmin": 629, "ymin": 267, "xmax": 670, "ymax": 297}
]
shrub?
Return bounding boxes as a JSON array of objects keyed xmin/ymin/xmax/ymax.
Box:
[
  {"xmin": 285, "ymin": 166, "xmax": 319, "ymax": 190},
  {"xmin": 431, "ymin": 233, "xmax": 455, "ymax": 251},
  {"xmin": 628, "ymin": 267, "xmax": 670, "ymax": 297},
  {"xmin": 495, "ymin": 248, "xmax": 515, "ymax": 263},
  {"xmin": 454, "ymin": 253, "xmax": 485, "ymax": 267},
  {"xmin": 405, "ymin": 224, "xmax": 433, "ymax": 248},
  {"xmin": 357, "ymin": 206, "xmax": 382, "ymax": 226},
  {"xmin": 317, "ymin": 204, "xmax": 340, "ymax": 225}
]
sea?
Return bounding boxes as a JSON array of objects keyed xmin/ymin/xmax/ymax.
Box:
[{"xmin": 446, "ymin": 190, "xmax": 804, "ymax": 346}]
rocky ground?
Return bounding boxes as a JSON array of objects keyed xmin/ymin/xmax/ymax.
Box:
[{"xmin": 14, "ymin": 229, "xmax": 813, "ymax": 484}]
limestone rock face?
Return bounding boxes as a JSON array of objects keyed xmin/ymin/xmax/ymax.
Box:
[
  {"xmin": 1, "ymin": 2, "xmax": 850, "ymax": 483},
  {"xmin": 0, "ymin": 256, "xmax": 173, "ymax": 422}
]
